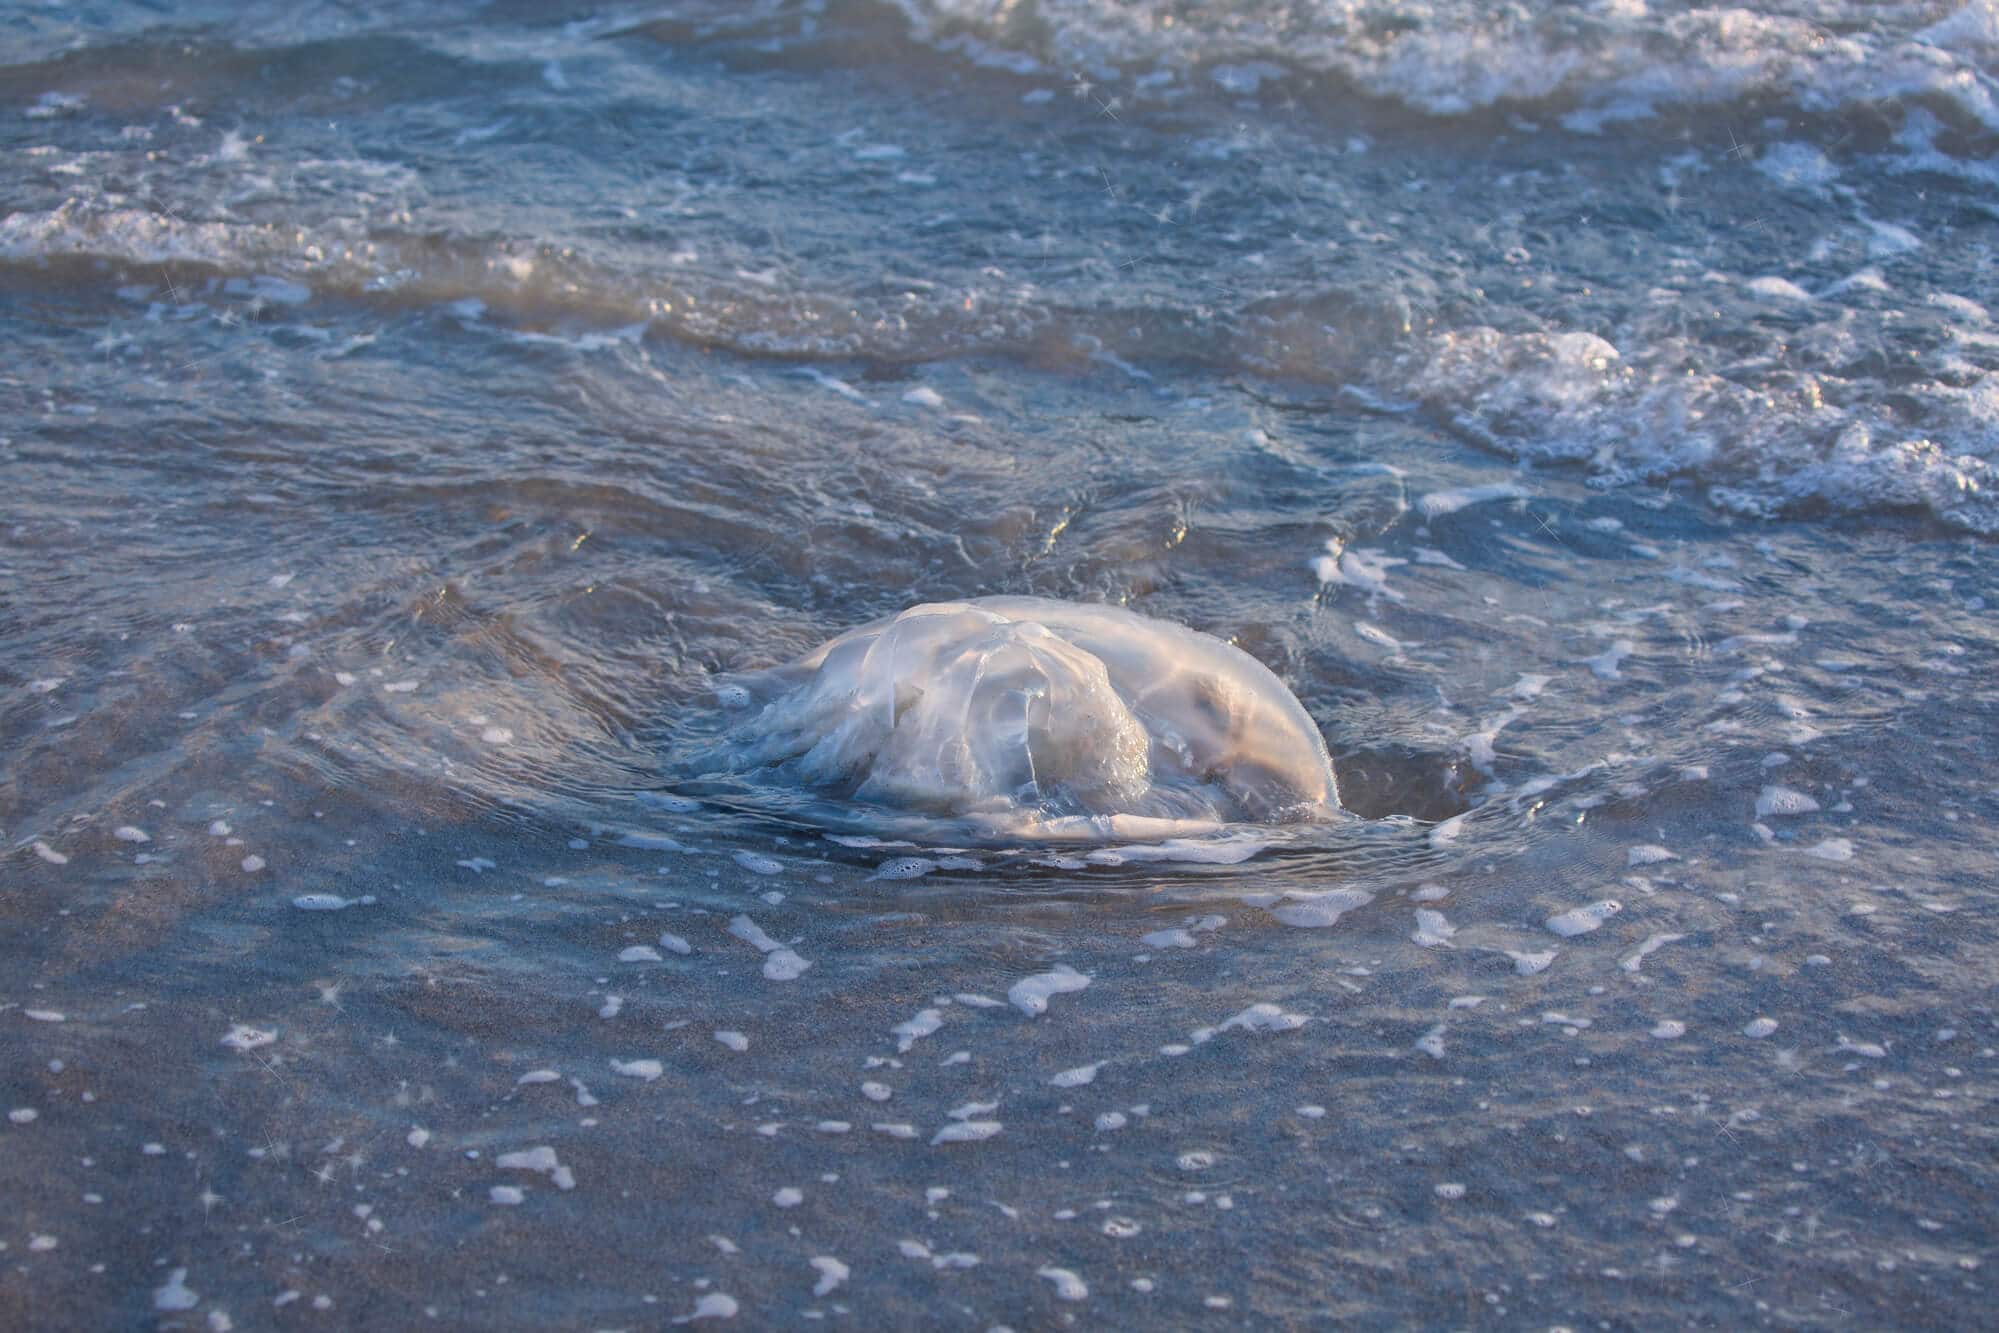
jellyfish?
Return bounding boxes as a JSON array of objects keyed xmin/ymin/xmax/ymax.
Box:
[{"xmin": 681, "ymin": 598, "xmax": 1343, "ymax": 841}]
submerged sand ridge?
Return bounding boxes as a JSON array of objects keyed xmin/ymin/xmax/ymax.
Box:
[{"xmin": 679, "ymin": 599, "xmax": 1344, "ymax": 841}]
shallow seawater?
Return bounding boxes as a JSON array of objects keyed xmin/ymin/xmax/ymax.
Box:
[{"xmin": 3, "ymin": 1, "xmax": 1996, "ymax": 1327}]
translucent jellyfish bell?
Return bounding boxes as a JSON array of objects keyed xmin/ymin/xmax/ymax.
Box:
[{"xmin": 679, "ymin": 598, "xmax": 1344, "ymax": 841}]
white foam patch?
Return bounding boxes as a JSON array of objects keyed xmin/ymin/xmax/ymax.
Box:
[
  {"xmin": 1582, "ymin": 641, "xmax": 1634, "ymax": 680},
  {"xmin": 1269, "ymin": 888, "xmax": 1372, "ymax": 929},
  {"xmin": 870, "ymin": 856, "xmax": 937, "ymax": 881},
  {"xmin": 1755, "ymin": 142, "xmax": 1839, "ymax": 193},
  {"xmin": 618, "ymin": 831, "xmax": 687, "ymax": 852},
  {"xmin": 1756, "ymin": 785, "xmax": 1821, "ymax": 817},
  {"xmin": 931, "ymin": 1120, "xmax": 1002, "ymax": 1145},
  {"xmin": 675, "ymin": 1292, "xmax": 738, "ymax": 1322},
  {"xmin": 1312, "ymin": 540, "xmax": 1406, "ymax": 603},
  {"xmin": 1747, "ymin": 275, "xmax": 1813, "ymax": 303},
  {"xmin": 810, "ymin": 1256, "xmax": 849, "ymax": 1296},
  {"xmin": 497, "ymin": 1145, "xmax": 576, "ymax": 1190},
  {"xmin": 1353, "ymin": 621, "xmax": 1411, "ymax": 655},
  {"xmin": 1140, "ymin": 914, "xmax": 1224, "ymax": 948},
  {"xmin": 1412, "ymin": 909, "xmax": 1456, "ymax": 948},
  {"xmin": 1864, "ymin": 218, "xmax": 1922, "ymax": 259},
  {"xmin": 893, "ymin": 1008, "xmax": 944, "ymax": 1053},
  {"xmin": 1086, "ymin": 834, "xmax": 1272, "ymax": 865},
  {"xmin": 1008, "ymin": 964, "xmax": 1091, "ymax": 1016},
  {"xmin": 1620, "ymin": 933, "xmax": 1685, "ymax": 973},
  {"xmin": 728, "ymin": 914, "xmax": 811, "ymax": 980},
  {"xmin": 1049, "ymin": 1062, "xmax": 1104, "ymax": 1088},
  {"xmin": 611, "ymin": 1058, "xmax": 663, "ymax": 1081},
  {"xmin": 1037, "ymin": 1267, "xmax": 1089, "ymax": 1301},
  {"xmin": 1546, "ymin": 900, "xmax": 1622, "ymax": 937},
  {"xmin": 1418, "ymin": 482, "xmax": 1529, "ymax": 518},
  {"xmin": 221, "ymin": 1024, "xmax": 276, "ymax": 1052},
  {"xmin": 291, "ymin": 893, "xmax": 376, "ymax": 911},
  {"xmin": 154, "ymin": 1269, "xmax": 199, "ymax": 1312},
  {"xmin": 1203, "ymin": 1002, "xmax": 1308, "ymax": 1039},
  {"xmin": 1506, "ymin": 949, "xmax": 1558, "ymax": 975}
]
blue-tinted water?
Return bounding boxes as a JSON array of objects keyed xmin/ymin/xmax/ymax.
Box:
[{"xmin": 3, "ymin": 2, "xmax": 1996, "ymax": 1326}]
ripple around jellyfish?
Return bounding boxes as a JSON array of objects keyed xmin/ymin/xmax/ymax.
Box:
[{"xmin": 667, "ymin": 598, "xmax": 1348, "ymax": 844}]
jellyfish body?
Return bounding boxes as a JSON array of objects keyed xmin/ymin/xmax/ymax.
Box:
[{"xmin": 689, "ymin": 599, "xmax": 1341, "ymax": 839}]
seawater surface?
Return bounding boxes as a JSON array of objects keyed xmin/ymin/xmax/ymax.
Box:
[{"xmin": 2, "ymin": 1, "xmax": 1996, "ymax": 1327}]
